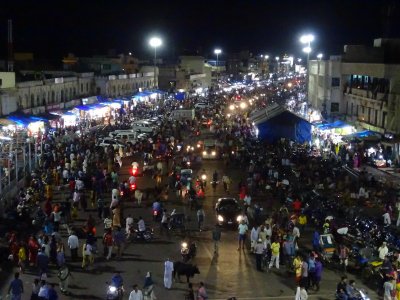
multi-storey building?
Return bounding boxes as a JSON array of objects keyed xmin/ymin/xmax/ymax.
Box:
[
  {"xmin": 308, "ymin": 38, "xmax": 400, "ymax": 135},
  {"xmin": 0, "ymin": 70, "xmax": 155, "ymax": 116}
]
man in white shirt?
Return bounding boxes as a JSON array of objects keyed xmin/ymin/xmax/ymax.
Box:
[
  {"xmin": 75, "ymin": 178, "xmax": 84, "ymax": 191},
  {"xmin": 129, "ymin": 284, "xmax": 143, "ymax": 300},
  {"xmin": 138, "ymin": 217, "xmax": 146, "ymax": 233},
  {"xmin": 383, "ymin": 211, "xmax": 391, "ymax": 227},
  {"xmin": 126, "ymin": 215, "xmax": 134, "ymax": 238},
  {"xmin": 378, "ymin": 242, "xmax": 389, "ymax": 260},
  {"xmin": 110, "ymin": 189, "xmax": 119, "ymax": 209},
  {"xmin": 67, "ymin": 232, "xmax": 79, "ymax": 261}
]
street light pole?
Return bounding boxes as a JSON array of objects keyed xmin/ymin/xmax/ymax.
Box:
[
  {"xmin": 149, "ymin": 37, "xmax": 162, "ymax": 89},
  {"xmin": 214, "ymin": 49, "xmax": 222, "ymax": 87},
  {"xmin": 300, "ymin": 34, "xmax": 314, "ymax": 103}
]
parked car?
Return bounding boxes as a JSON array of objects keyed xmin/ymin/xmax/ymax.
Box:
[
  {"xmin": 132, "ymin": 120, "xmax": 157, "ymax": 134},
  {"xmin": 98, "ymin": 138, "xmax": 126, "ymax": 150},
  {"xmin": 194, "ymin": 102, "xmax": 210, "ymax": 109}
]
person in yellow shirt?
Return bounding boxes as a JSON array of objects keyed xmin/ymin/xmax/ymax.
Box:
[
  {"xmin": 269, "ymin": 240, "xmax": 280, "ymax": 270},
  {"xmin": 293, "ymin": 255, "xmax": 303, "ymax": 285},
  {"xmin": 298, "ymin": 213, "xmax": 307, "ymax": 233},
  {"xmin": 18, "ymin": 244, "xmax": 27, "ymax": 273}
]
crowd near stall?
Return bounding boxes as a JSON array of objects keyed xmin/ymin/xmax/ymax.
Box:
[{"xmin": 1, "ymin": 74, "xmax": 400, "ymax": 300}]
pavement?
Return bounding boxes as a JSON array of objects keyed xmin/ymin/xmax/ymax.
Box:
[{"xmin": 0, "ymin": 131, "xmax": 382, "ymax": 300}]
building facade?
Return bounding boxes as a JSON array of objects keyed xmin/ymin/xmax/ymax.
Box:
[
  {"xmin": 0, "ymin": 70, "xmax": 155, "ymax": 116},
  {"xmin": 158, "ymin": 56, "xmax": 211, "ymax": 92},
  {"xmin": 308, "ymin": 38, "xmax": 400, "ymax": 134}
]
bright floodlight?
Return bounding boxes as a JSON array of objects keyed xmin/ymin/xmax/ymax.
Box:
[
  {"xmin": 275, "ymin": 56, "xmax": 280, "ymax": 61},
  {"xmin": 300, "ymin": 34, "xmax": 314, "ymax": 44},
  {"xmin": 265, "ymin": 55, "xmax": 269, "ymax": 59},
  {"xmin": 317, "ymin": 53, "xmax": 323, "ymax": 59},
  {"xmin": 149, "ymin": 37, "xmax": 162, "ymax": 48},
  {"xmin": 214, "ymin": 49, "xmax": 222, "ymax": 55},
  {"xmin": 303, "ymin": 46, "xmax": 312, "ymax": 54}
]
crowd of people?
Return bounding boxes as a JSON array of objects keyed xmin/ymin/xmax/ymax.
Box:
[{"xmin": 3, "ymin": 76, "xmax": 400, "ymax": 300}]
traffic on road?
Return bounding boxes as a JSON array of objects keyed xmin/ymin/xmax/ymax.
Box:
[{"xmin": 1, "ymin": 77, "xmax": 397, "ymax": 300}]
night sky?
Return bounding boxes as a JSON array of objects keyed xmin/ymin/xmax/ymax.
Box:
[{"xmin": 1, "ymin": 0, "xmax": 399, "ymax": 60}]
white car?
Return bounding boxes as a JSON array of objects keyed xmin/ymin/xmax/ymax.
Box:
[
  {"xmin": 194, "ymin": 102, "xmax": 210, "ymax": 109},
  {"xmin": 98, "ymin": 138, "xmax": 125, "ymax": 150},
  {"xmin": 132, "ymin": 121, "xmax": 157, "ymax": 134}
]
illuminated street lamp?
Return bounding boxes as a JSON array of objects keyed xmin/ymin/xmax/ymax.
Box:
[
  {"xmin": 317, "ymin": 53, "xmax": 323, "ymax": 60},
  {"xmin": 214, "ymin": 48, "xmax": 222, "ymax": 84},
  {"xmin": 264, "ymin": 55, "xmax": 269, "ymax": 60},
  {"xmin": 300, "ymin": 34, "xmax": 314, "ymax": 101},
  {"xmin": 149, "ymin": 37, "xmax": 162, "ymax": 88}
]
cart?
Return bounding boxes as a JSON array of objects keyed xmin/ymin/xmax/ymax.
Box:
[{"xmin": 319, "ymin": 233, "xmax": 336, "ymax": 263}]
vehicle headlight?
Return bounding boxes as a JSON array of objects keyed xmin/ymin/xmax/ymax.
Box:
[
  {"xmin": 236, "ymin": 215, "xmax": 242, "ymax": 222},
  {"xmin": 109, "ymin": 286, "xmax": 117, "ymax": 293},
  {"xmin": 202, "ymin": 151, "xmax": 207, "ymax": 156},
  {"xmin": 217, "ymin": 215, "xmax": 224, "ymax": 222},
  {"xmin": 211, "ymin": 151, "xmax": 216, "ymax": 156}
]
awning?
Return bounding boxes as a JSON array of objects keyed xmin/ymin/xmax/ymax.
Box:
[
  {"xmin": 7, "ymin": 115, "xmax": 34, "ymax": 126},
  {"xmin": 315, "ymin": 120, "xmax": 350, "ymax": 130},
  {"xmin": 36, "ymin": 113, "xmax": 61, "ymax": 121},
  {"xmin": 0, "ymin": 118, "xmax": 17, "ymax": 126}
]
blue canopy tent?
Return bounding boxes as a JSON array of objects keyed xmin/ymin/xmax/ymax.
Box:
[
  {"xmin": 314, "ymin": 120, "xmax": 349, "ymax": 130},
  {"xmin": 174, "ymin": 92, "xmax": 186, "ymax": 101},
  {"xmin": 7, "ymin": 115, "xmax": 33, "ymax": 126},
  {"xmin": 251, "ymin": 105, "xmax": 311, "ymax": 143}
]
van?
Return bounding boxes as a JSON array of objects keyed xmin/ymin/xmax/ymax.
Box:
[
  {"xmin": 132, "ymin": 121, "xmax": 157, "ymax": 134},
  {"xmin": 170, "ymin": 109, "xmax": 195, "ymax": 121},
  {"xmin": 109, "ymin": 130, "xmax": 137, "ymax": 138}
]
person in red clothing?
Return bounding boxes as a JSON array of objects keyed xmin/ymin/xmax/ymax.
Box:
[
  {"xmin": 28, "ymin": 235, "xmax": 39, "ymax": 266},
  {"xmin": 44, "ymin": 199, "xmax": 52, "ymax": 217},
  {"xmin": 292, "ymin": 199, "xmax": 302, "ymax": 215}
]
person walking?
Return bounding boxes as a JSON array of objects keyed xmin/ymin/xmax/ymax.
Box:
[
  {"xmin": 103, "ymin": 229, "xmax": 114, "ymax": 260},
  {"xmin": 67, "ymin": 231, "xmax": 79, "ymax": 261},
  {"xmin": 295, "ymin": 285, "xmax": 308, "ymax": 300},
  {"xmin": 36, "ymin": 247, "xmax": 49, "ymax": 279},
  {"xmin": 8, "ymin": 272, "xmax": 24, "ymax": 300},
  {"xmin": 57, "ymin": 264, "xmax": 72, "ymax": 295},
  {"xmin": 197, "ymin": 282, "xmax": 208, "ymax": 300},
  {"xmin": 254, "ymin": 239, "xmax": 264, "ymax": 271},
  {"xmin": 313, "ymin": 257, "xmax": 323, "ymax": 291},
  {"xmin": 186, "ymin": 283, "xmax": 195, "ymax": 300},
  {"xmin": 237, "ymin": 220, "xmax": 248, "ymax": 251},
  {"xmin": 38, "ymin": 280, "xmax": 49, "ymax": 300},
  {"xmin": 143, "ymin": 272, "xmax": 156, "ymax": 300},
  {"xmin": 250, "ymin": 225, "xmax": 259, "ymax": 253},
  {"xmin": 18, "ymin": 243, "xmax": 27, "ymax": 273},
  {"xmin": 113, "ymin": 227, "xmax": 126, "ymax": 259},
  {"xmin": 47, "ymin": 283, "xmax": 58, "ymax": 300},
  {"xmin": 269, "ymin": 239, "xmax": 280, "ymax": 270},
  {"xmin": 129, "ymin": 284, "xmax": 144, "ymax": 300},
  {"xmin": 212, "ymin": 224, "xmax": 221, "ymax": 255},
  {"xmin": 164, "ymin": 258, "xmax": 174, "ymax": 289},
  {"xmin": 81, "ymin": 242, "xmax": 94, "ymax": 270},
  {"xmin": 31, "ymin": 278, "xmax": 40, "ymax": 300},
  {"xmin": 197, "ymin": 207, "xmax": 205, "ymax": 231}
]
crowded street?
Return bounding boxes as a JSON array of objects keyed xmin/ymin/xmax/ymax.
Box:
[{"xmin": 2, "ymin": 75, "xmax": 396, "ymax": 300}]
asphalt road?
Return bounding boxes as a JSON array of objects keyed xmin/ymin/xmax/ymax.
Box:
[{"xmin": 0, "ymin": 132, "xmax": 380, "ymax": 300}]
